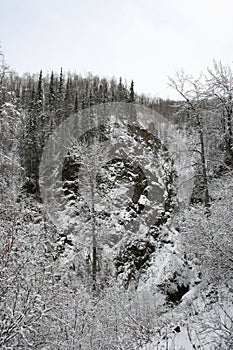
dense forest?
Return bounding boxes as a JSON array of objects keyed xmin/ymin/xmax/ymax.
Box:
[{"xmin": 0, "ymin": 46, "xmax": 232, "ymax": 349}]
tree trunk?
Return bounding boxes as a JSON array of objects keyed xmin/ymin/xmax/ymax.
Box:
[
  {"xmin": 92, "ymin": 242, "xmax": 97, "ymax": 291},
  {"xmin": 90, "ymin": 177, "xmax": 97, "ymax": 292},
  {"xmin": 225, "ymin": 105, "xmax": 233, "ymax": 167},
  {"xmin": 198, "ymin": 124, "xmax": 210, "ymax": 213}
]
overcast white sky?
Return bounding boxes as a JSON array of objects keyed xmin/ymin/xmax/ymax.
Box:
[{"xmin": 0, "ymin": 0, "xmax": 233, "ymax": 99}]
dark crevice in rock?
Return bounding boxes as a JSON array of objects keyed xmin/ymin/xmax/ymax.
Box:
[{"xmin": 115, "ymin": 238, "xmax": 155, "ymax": 287}]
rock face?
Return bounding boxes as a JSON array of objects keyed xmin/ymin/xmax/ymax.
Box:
[
  {"xmin": 59, "ymin": 122, "xmax": 177, "ymax": 286},
  {"xmin": 62, "ymin": 123, "xmax": 176, "ymax": 212}
]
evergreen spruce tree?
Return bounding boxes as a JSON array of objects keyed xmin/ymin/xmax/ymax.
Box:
[
  {"xmin": 64, "ymin": 77, "xmax": 74, "ymax": 117},
  {"xmin": 74, "ymin": 92, "xmax": 78, "ymax": 112},
  {"xmin": 48, "ymin": 71, "xmax": 56, "ymax": 111},
  {"xmin": 129, "ymin": 80, "xmax": 135, "ymax": 102},
  {"xmin": 117, "ymin": 77, "xmax": 124, "ymax": 101},
  {"xmin": 99, "ymin": 83, "xmax": 104, "ymax": 103},
  {"xmin": 56, "ymin": 68, "xmax": 64, "ymax": 125},
  {"xmin": 47, "ymin": 71, "xmax": 56, "ymax": 132},
  {"xmin": 36, "ymin": 70, "xmax": 49, "ymax": 159},
  {"xmin": 117, "ymin": 77, "xmax": 128, "ymax": 101},
  {"xmin": 58, "ymin": 68, "xmax": 64, "ymax": 98},
  {"xmin": 36, "ymin": 70, "xmax": 43, "ymax": 114}
]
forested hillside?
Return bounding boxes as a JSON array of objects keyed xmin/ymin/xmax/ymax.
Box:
[{"xmin": 0, "ymin": 47, "xmax": 232, "ymax": 349}]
